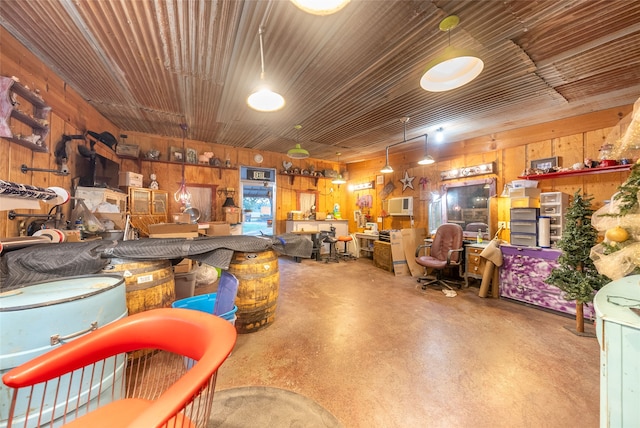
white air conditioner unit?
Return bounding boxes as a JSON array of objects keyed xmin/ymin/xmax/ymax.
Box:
[{"xmin": 388, "ymin": 197, "xmax": 413, "ymax": 216}]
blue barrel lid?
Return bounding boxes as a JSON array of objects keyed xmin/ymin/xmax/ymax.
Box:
[{"xmin": 0, "ymin": 275, "xmax": 124, "ymax": 311}]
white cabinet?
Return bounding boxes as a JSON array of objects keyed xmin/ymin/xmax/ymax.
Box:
[
  {"xmin": 540, "ymin": 192, "xmax": 569, "ymax": 246},
  {"xmin": 594, "ymin": 275, "xmax": 640, "ymax": 427}
]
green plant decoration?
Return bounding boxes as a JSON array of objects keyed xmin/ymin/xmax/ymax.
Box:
[{"xmin": 546, "ymin": 191, "xmax": 610, "ymax": 334}]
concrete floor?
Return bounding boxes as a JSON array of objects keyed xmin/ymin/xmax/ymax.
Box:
[{"xmin": 214, "ymin": 256, "xmax": 600, "ymax": 427}]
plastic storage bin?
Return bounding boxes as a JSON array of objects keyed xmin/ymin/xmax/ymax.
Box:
[
  {"xmin": 174, "ymin": 271, "xmax": 196, "ymax": 300},
  {"xmin": 172, "ymin": 293, "xmax": 238, "ymax": 325}
]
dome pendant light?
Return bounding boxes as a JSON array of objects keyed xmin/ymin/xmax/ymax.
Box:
[
  {"xmin": 420, "ymin": 15, "xmax": 484, "ymax": 92},
  {"xmin": 417, "ymin": 134, "xmax": 435, "ymax": 165},
  {"xmin": 380, "ymin": 146, "xmax": 394, "ymax": 174},
  {"xmin": 290, "ymin": 0, "xmax": 350, "ymax": 16},
  {"xmin": 288, "ymin": 124, "xmax": 309, "ymax": 159},
  {"xmin": 332, "ymin": 152, "xmax": 347, "ymax": 185},
  {"xmin": 247, "ymin": 27, "xmax": 285, "ymax": 112}
]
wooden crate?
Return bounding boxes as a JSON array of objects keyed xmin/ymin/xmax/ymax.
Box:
[{"xmin": 373, "ymin": 240, "xmax": 392, "ymax": 272}]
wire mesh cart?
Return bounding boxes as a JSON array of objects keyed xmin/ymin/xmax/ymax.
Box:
[{"xmin": 1, "ymin": 308, "xmax": 237, "ymax": 427}]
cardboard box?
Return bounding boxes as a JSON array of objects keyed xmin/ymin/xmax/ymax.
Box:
[
  {"xmin": 509, "ymin": 187, "xmax": 541, "ymax": 198},
  {"xmin": 205, "ymin": 222, "xmax": 231, "ymax": 236},
  {"xmin": 224, "ymin": 207, "xmax": 241, "ymax": 224},
  {"xmin": 148, "ymin": 223, "xmax": 198, "ymax": 238},
  {"xmin": 118, "ymin": 171, "xmax": 143, "ymax": 187},
  {"xmin": 171, "ymin": 213, "xmax": 191, "ymax": 223},
  {"xmin": 389, "ymin": 230, "xmax": 410, "ymax": 276},
  {"xmin": 173, "ymin": 258, "xmax": 193, "ymax": 274},
  {"xmin": 401, "ymin": 228, "xmax": 428, "ymax": 277},
  {"xmin": 116, "ymin": 143, "xmax": 140, "ymax": 158},
  {"xmin": 314, "ymin": 212, "xmax": 327, "ymax": 221}
]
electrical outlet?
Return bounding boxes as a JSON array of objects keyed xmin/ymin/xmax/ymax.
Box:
[{"xmin": 498, "ymin": 221, "xmax": 508, "ymax": 229}]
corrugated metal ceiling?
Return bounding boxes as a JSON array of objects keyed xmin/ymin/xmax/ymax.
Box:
[{"xmin": 1, "ymin": 0, "xmax": 638, "ymax": 163}]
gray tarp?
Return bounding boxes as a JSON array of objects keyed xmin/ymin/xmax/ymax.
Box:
[{"xmin": 0, "ymin": 234, "xmax": 312, "ymax": 290}]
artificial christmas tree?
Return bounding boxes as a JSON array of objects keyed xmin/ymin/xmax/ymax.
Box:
[{"xmin": 546, "ymin": 191, "xmax": 610, "ymax": 334}]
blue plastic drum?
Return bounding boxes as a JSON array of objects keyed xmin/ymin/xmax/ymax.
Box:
[{"xmin": 0, "ymin": 274, "xmax": 128, "ymax": 427}]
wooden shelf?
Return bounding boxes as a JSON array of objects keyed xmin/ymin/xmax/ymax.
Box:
[
  {"xmin": 518, "ymin": 164, "xmax": 631, "ymax": 180},
  {"xmin": 126, "ymin": 157, "xmax": 238, "ymax": 179},
  {"xmin": 1, "ymin": 76, "xmax": 51, "ymax": 152},
  {"xmin": 279, "ymin": 172, "xmax": 327, "ymax": 186},
  {"xmin": 4, "ymin": 136, "xmax": 48, "ymax": 152}
]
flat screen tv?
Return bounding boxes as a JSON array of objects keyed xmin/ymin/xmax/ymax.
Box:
[{"xmin": 77, "ymin": 153, "xmax": 120, "ymax": 189}]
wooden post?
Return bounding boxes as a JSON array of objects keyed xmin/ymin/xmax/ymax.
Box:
[{"xmin": 576, "ymin": 302, "xmax": 585, "ymax": 333}]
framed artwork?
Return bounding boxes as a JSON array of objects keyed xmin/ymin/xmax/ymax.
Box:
[
  {"xmin": 530, "ymin": 156, "xmax": 558, "ymax": 171},
  {"xmin": 170, "ymin": 146, "xmax": 184, "ymax": 162},
  {"xmin": 186, "ymin": 148, "xmax": 198, "ymax": 164},
  {"xmin": 376, "ymin": 175, "xmax": 384, "ymax": 185}
]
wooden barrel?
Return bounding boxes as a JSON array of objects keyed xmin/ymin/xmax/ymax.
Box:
[
  {"xmin": 227, "ymin": 250, "xmax": 279, "ymax": 334},
  {"xmin": 102, "ymin": 259, "xmax": 176, "ymax": 315}
]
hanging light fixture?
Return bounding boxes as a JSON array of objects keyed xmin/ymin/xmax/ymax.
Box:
[
  {"xmin": 174, "ymin": 123, "xmax": 191, "ymax": 206},
  {"xmin": 290, "ymin": 0, "xmax": 350, "ymax": 15},
  {"xmin": 332, "ymin": 152, "xmax": 347, "ymax": 185},
  {"xmin": 381, "ymin": 117, "xmax": 434, "ymax": 172},
  {"xmin": 420, "ymin": 15, "xmax": 484, "ymax": 92},
  {"xmin": 381, "ymin": 117, "xmax": 410, "ymax": 174},
  {"xmin": 247, "ymin": 26, "xmax": 285, "ymax": 112},
  {"xmin": 381, "ymin": 146, "xmax": 394, "ymax": 174},
  {"xmin": 417, "ymin": 134, "xmax": 435, "ymax": 165},
  {"xmin": 288, "ymin": 124, "xmax": 310, "ymax": 159}
]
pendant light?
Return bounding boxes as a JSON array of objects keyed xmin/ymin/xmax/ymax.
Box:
[
  {"xmin": 288, "ymin": 124, "xmax": 310, "ymax": 159},
  {"xmin": 420, "ymin": 15, "xmax": 484, "ymax": 92},
  {"xmin": 417, "ymin": 134, "xmax": 435, "ymax": 165},
  {"xmin": 174, "ymin": 123, "xmax": 191, "ymax": 206},
  {"xmin": 247, "ymin": 27, "xmax": 285, "ymax": 112},
  {"xmin": 381, "ymin": 146, "xmax": 393, "ymax": 173},
  {"xmin": 290, "ymin": 0, "xmax": 350, "ymax": 15},
  {"xmin": 381, "ymin": 117, "xmax": 410, "ymax": 174},
  {"xmin": 332, "ymin": 152, "xmax": 347, "ymax": 185}
]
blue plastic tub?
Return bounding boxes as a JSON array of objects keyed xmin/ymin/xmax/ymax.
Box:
[{"xmin": 171, "ymin": 293, "xmax": 238, "ymax": 323}]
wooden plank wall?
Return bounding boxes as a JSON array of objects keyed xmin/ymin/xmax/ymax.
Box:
[
  {"xmin": 0, "ymin": 28, "xmax": 343, "ymax": 238},
  {"xmin": 345, "ymin": 106, "xmax": 633, "ymax": 238}
]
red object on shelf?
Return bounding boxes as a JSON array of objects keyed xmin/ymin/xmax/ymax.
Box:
[{"xmin": 518, "ymin": 164, "xmax": 631, "ymax": 180}]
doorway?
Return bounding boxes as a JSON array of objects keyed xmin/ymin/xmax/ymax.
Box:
[{"xmin": 239, "ymin": 166, "xmax": 276, "ymax": 236}]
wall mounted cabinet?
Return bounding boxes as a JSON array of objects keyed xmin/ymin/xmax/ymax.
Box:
[{"xmin": 0, "ymin": 76, "xmax": 51, "ymax": 152}]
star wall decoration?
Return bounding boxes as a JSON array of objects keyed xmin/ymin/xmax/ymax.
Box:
[{"xmin": 400, "ymin": 170, "xmax": 415, "ymax": 191}]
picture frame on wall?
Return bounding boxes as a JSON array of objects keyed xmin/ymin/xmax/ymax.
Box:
[
  {"xmin": 186, "ymin": 148, "xmax": 198, "ymax": 164},
  {"xmin": 530, "ymin": 156, "xmax": 558, "ymax": 171},
  {"xmin": 170, "ymin": 146, "xmax": 184, "ymax": 162}
]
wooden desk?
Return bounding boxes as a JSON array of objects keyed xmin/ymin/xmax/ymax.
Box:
[{"xmin": 464, "ymin": 242, "xmax": 488, "ymax": 287}]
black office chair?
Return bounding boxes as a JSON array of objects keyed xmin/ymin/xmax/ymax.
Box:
[{"xmin": 415, "ymin": 223, "xmax": 464, "ymax": 291}]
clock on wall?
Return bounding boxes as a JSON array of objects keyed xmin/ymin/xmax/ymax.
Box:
[{"xmin": 254, "ymin": 154, "xmax": 263, "ymax": 164}]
